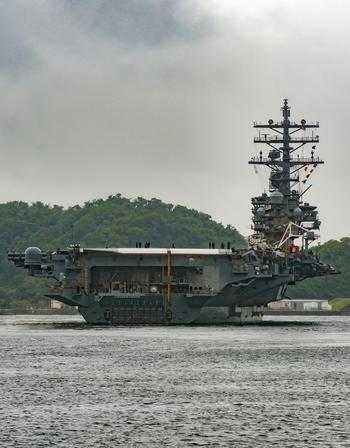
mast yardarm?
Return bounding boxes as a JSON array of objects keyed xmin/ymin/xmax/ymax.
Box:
[{"xmin": 249, "ymin": 99, "xmax": 323, "ymax": 251}]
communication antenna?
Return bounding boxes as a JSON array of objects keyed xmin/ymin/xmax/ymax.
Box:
[{"xmin": 249, "ymin": 99, "xmax": 323, "ymax": 250}]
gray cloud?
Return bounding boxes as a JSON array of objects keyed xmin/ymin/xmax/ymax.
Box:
[
  {"xmin": 0, "ymin": 2, "xmax": 40, "ymax": 77},
  {"xmin": 60, "ymin": 0, "xmax": 209, "ymax": 44},
  {"xmin": 0, "ymin": 0, "xmax": 349, "ymax": 242}
]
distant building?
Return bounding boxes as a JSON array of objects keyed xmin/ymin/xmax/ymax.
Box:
[
  {"xmin": 50, "ymin": 300, "xmax": 65, "ymax": 309},
  {"xmin": 268, "ymin": 299, "xmax": 331, "ymax": 311}
]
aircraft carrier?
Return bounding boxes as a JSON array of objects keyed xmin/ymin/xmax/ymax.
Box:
[{"xmin": 8, "ymin": 100, "xmax": 337, "ymax": 324}]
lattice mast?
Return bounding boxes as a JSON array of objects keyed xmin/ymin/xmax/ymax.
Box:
[{"xmin": 249, "ymin": 99, "xmax": 323, "ymax": 251}]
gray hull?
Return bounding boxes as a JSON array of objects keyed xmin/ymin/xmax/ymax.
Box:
[{"xmin": 47, "ymin": 274, "xmax": 291, "ymax": 325}]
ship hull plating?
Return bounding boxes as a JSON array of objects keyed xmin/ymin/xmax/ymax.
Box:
[{"xmin": 49, "ymin": 273, "xmax": 293, "ymax": 325}]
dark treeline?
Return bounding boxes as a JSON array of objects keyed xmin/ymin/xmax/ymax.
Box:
[
  {"xmin": 290, "ymin": 238, "xmax": 350, "ymax": 299},
  {"xmin": 0, "ymin": 195, "xmax": 348, "ymax": 307},
  {"xmin": 0, "ymin": 194, "xmax": 246, "ymax": 308}
]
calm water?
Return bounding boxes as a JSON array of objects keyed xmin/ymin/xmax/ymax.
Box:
[{"xmin": 0, "ymin": 315, "xmax": 349, "ymax": 447}]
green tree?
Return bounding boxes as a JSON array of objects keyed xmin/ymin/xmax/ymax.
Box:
[{"xmin": 0, "ymin": 195, "xmax": 246, "ymax": 307}]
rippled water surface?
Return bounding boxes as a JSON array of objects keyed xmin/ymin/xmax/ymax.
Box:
[{"xmin": 0, "ymin": 315, "xmax": 349, "ymax": 447}]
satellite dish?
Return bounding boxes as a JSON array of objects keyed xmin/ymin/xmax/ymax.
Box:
[
  {"xmin": 268, "ymin": 119, "xmax": 274, "ymax": 125},
  {"xmin": 301, "ymin": 119, "xmax": 306, "ymax": 125}
]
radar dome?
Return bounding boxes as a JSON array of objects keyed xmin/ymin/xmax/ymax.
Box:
[
  {"xmin": 293, "ymin": 207, "xmax": 302, "ymax": 218},
  {"xmin": 256, "ymin": 207, "xmax": 265, "ymax": 217},
  {"xmin": 270, "ymin": 190, "xmax": 284, "ymax": 205},
  {"xmin": 24, "ymin": 247, "xmax": 42, "ymax": 265}
]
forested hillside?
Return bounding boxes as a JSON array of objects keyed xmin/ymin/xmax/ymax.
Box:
[
  {"xmin": 290, "ymin": 238, "xmax": 350, "ymax": 299},
  {"xmin": 0, "ymin": 194, "xmax": 348, "ymax": 308},
  {"xmin": 0, "ymin": 195, "xmax": 246, "ymax": 308}
]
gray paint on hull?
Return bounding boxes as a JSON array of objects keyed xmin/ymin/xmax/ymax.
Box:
[{"xmin": 74, "ymin": 275, "xmax": 291, "ymax": 324}]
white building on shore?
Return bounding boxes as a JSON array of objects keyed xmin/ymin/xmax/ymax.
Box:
[{"xmin": 268, "ymin": 299, "xmax": 332, "ymax": 311}]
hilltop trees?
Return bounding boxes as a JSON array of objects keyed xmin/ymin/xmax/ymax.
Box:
[
  {"xmin": 290, "ymin": 238, "xmax": 350, "ymax": 299},
  {"xmin": 0, "ymin": 195, "xmax": 348, "ymax": 307},
  {"xmin": 0, "ymin": 195, "xmax": 246, "ymax": 307}
]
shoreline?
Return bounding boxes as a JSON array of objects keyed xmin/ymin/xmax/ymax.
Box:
[
  {"xmin": 0, "ymin": 309, "xmax": 349, "ymax": 316},
  {"xmin": 265, "ymin": 310, "xmax": 349, "ymax": 316},
  {"xmin": 0, "ymin": 308, "xmax": 79, "ymax": 316}
]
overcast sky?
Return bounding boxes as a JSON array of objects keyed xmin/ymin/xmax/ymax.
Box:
[{"xmin": 0, "ymin": 0, "xmax": 348, "ymax": 242}]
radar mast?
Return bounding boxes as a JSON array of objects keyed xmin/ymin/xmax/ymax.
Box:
[{"xmin": 249, "ymin": 99, "xmax": 323, "ymax": 252}]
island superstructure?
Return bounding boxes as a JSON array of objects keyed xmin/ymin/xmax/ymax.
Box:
[{"xmin": 8, "ymin": 100, "xmax": 337, "ymax": 324}]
